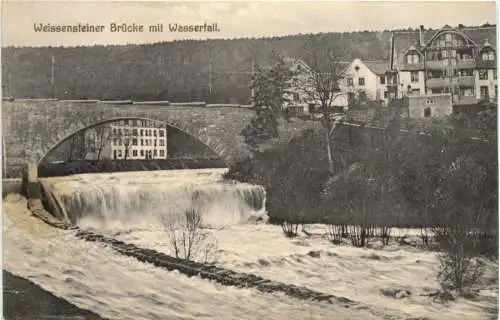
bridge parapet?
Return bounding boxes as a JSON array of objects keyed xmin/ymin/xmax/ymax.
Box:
[{"xmin": 2, "ymin": 100, "xmax": 256, "ymax": 176}]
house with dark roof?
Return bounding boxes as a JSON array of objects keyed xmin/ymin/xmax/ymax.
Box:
[
  {"xmin": 341, "ymin": 58, "xmax": 391, "ymax": 105},
  {"xmin": 389, "ymin": 24, "xmax": 497, "ymax": 110}
]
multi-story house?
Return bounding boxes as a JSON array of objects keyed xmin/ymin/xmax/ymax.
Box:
[
  {"xmin": 282, "ymin": 57, "xmax": 348, "ymax": 115},
  {"xmin": 110, "ymin": 120, "xmax": 167, "ymax": 160},
  {"xmin": 389, "ymin": 24, "xmax": 497, "ymax": 104},
  {"xmin": 83, "ymin": 120, "xmax": 168, "ymax": 160},
  {"xmin": 341, "ymin": 59, "xmax": 390, "ymax": 105}
]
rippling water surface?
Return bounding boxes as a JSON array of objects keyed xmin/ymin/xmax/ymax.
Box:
[{"xmin": 4, "ymin": 169, "xmax": 498, "ymax": 320}]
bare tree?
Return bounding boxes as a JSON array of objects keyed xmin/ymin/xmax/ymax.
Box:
[
  {"xmin": 297, "ymin": 41, "xmax": 348, "ymax": 173},
  {"xmin": 93, "ymin": 125, "xmax": 113, "ymax": 160},
  {"xmin": 164, "ymin": 208, "xmax": 218, "ymax": 263}
]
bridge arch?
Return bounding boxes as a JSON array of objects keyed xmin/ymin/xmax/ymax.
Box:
[{"xmin": 35, "ymin": 116, "xmax": 229, "ymax": 166}]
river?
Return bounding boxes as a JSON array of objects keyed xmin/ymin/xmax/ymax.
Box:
[{"xmin": 4, "ymin": 169, "xmax": 383, "ymax": 320}]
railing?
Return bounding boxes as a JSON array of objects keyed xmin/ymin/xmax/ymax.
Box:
[
  {"xmin": 425, "ymin": 59, "xmax": 476, "ymax": 70},
  {"xmin": 426, "ymin": 76, "xmax": 475, "ymax": 89}
]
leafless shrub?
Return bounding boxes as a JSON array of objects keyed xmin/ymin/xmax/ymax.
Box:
[
  {"xmin": 281, "ymin": 221, "xmax": 299, "ymax": 238},
  {"xmin": 348, "ymin": 224, "xmax": 375, "ymax": 247},
  {"xmin": 326, "ymin": 224, "xmax": 343, "ymax": 244},
  {"xmin": 165, "ymin": 208, "xmax": 218, "ymax": 263},
  {"xmin": 435, "ymin": 225, "xmax": 485, "ymax": 294},
  {"xmin": 379, "ymin": 226, "xmax": 392, "ymax": 246},
  {"xmin": 419, "ymin": 227, "xmax": 432, "ymax": 247}
]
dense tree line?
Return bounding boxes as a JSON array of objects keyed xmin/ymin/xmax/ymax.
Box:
[{"xmin": 2, "ymin": 30, "xmax": 394, "ymax": 101}]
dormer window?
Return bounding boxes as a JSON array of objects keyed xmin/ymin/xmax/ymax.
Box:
[
  {"xmin": 406, "ymin": 51, "xmax": 420, "ymax": 64},
  {"xmin": 482, "ymin": 49, "xmax": 495, "ymax": 61}
]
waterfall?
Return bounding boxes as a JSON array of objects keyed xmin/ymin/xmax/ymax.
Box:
[{"xmin": 45, "ymin": 169, "xmax": 267, "ymax": 231}]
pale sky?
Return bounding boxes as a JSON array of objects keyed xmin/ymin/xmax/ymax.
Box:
[{"xmin": 1, "ymin": 1, "xmax": 497, "ymax": 47}]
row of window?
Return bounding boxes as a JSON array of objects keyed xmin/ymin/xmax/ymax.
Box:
[
  {"xmin": 347, "ymin": 77, "xmax": 365, "ymax": 86},
  {"xmin": 113, "ymin": 149, "xmax": 165, "ymax": 159},
  {"xmin": 403, "ymin": 69, "xmax": 496, "ymax": 82},
  {"xmin": 346, "ymin": 69, "xmax": 493, "ymax": 87},
  {"xmin": 406, "ymin": 50, "xmax": 495, "ymax": 64},
  {"xmin": 115, "ymin": 120, "xmax": 161, "ymax": 127},
  {"xmin": 112, "ymin": 127, "xmax": 165, "ymax": 137},
  {"xmin": 113, "ymin": 138, "xmax": 166, "ymax": 147},
  {"xmin": 407, "ymin": 85, "xmax": 497, "ymax": 99}
]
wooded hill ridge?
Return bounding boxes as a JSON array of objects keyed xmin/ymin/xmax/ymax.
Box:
[{"xmin": 2, "ymin": 24, "xmax": 494, "ymax": 102}]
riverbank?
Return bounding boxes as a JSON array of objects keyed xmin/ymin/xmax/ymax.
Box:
[{"xmin": 3, "ymin": 270, "xmax": 104, "ymax": 320}]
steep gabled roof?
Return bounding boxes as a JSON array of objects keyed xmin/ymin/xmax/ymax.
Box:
[
  {"xmin": 363, "ymin": 60, "xmax": 390, "ymax": 75},
  {"xmin": 391, "ymin": 25, "xmax": 497, "ymax": 69},
  {"xmin": 462, "ymin": 26, "xmax": 497, "ymax": 50}
]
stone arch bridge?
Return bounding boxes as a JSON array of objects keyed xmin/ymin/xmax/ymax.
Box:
[{"xmin": 2, "ymin": 100, "xmax": 256, "ymax": 176}]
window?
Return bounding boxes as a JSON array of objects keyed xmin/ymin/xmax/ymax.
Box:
[
  {"xmin": 459, "ymin": 69, "xmax": 473, "ymax": 77},
  {"xmin": 347, "ymin": 78, "xmax": 353, "ymax": 86},
  {"xmin": 140, "ymin": 129, "xmax": 143, "ymax": 136},
  {"xmin": 132, "ymin": 129, "xmax": 138, "ymax": 136},
  {"xmin": 379, "ymin": 76, "xmax": 385, "ymax": 85},
  {"xmin": 113, "ymin": 150, "xmax": 117, "ymax": 159},
  {"xmin": 426, "ymin": 99, "xmax": 435, "ymax": 104},
  {"xmin": 159, "ymin": 130, "xmax": 165, "ymax": 137},
  {"xmin": 411, "ymin": 89, "xmax": 421, "ymax": 95},
  {"xmin": 132, "ymin": 138, "xmax": 137, "ymax": 146},
  {"xmin": 159, "ymin": 140, "xmax": 165, "ymax": 146},
  {"xmin": 141, "ymin": 139, "xmax": 144, "ymax": 146},
  {"xmin": 160, "ymin": 150, "xmax": 165, "ymax": 157},
  {"xmin": 406, "ymin": 52, "xmax": 420, "ymax": 64},
  {"xmin": 494, "ymin": 69, "xmax": 497, "ymax": 79},
  {"xmin": 424, "ymin": 107, "xmax": 431, "ymax": 118},
  {"xmin": 293, "ymin": 93, "xmax": 300, "ymax": 102},
  {"xmin": 383, "ymin": 91, "xmax": 388, "ymax": 99},
  {"xmin": 154, "ymin": 140, "xmax": 157, "ymax": 147},
  {"xmin": 113, "ymin": 138, "xmax": 118, "ymax": 146},
  {"xmin": 140, "ymin": 150, "xmax": 144, "ymax": 157},
  {"xmin": 410, "ymin": 71, "xmax": 419, "ymax": 83},
  {"xmin": 118, "ymin": 150, "xmax": 123, "ymax": 158},
  {"xmin": 153, "ymin": 130, "xmax": 157, "ymax": 137},
  {"xmin": 132, "ymin": 150, "xmax": 138, "ymax": 157},
  {"xmin": 479, "ymin": 69, "xmax": 488, "ymax": 80},
  {"xmin": 480, "ymin": 86, "xmax": 489, "ymax": 98},
  {"xmin": 153, "ymin": 150, "xmax": 157, "ymax": 157},
  {"xmin": 358, "ymin": 77, "xmax": 365, "ymax": 86},
  {"xmin": 482, "ymin": 50, "xmax": 495, "ymax": 61}
]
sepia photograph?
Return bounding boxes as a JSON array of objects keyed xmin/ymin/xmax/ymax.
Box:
[{"xmin": 1, "ymin": 1, "xmax": 498, "ymax": 319}]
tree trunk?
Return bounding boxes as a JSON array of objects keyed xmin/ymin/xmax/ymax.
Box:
[{"xmin": 324, "ymin": 127, "xmax": 334, "ymax": 173}]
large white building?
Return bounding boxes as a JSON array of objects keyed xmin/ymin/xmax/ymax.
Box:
[
  {"xmin": 110, "ymin": 120, "xmax": 167, "ymax": 160},
  {"xmin": 82, "ymin": 120, "xmax": 167, "ymax": 160},
  {"xmin": 389, "ymin": 24, "xmax": 497, "ymax": 104}
]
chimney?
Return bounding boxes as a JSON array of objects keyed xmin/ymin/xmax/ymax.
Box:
[{"xmin": 419, "ymin": 25, "xmax": 425, "ymax": 47}]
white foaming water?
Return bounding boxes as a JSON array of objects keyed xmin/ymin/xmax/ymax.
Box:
[
  {"xmin": 43, "ymin": 169, "xmax": 268, "ymax": 232},
  {"xmin": 5, "ymin": 195, "xmax": 382, "ymax": 320}
]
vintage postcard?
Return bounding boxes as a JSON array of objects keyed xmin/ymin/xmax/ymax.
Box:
[{"xmin": 1, "ymin": 1, "xmax": 498, "ymax": 319}]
